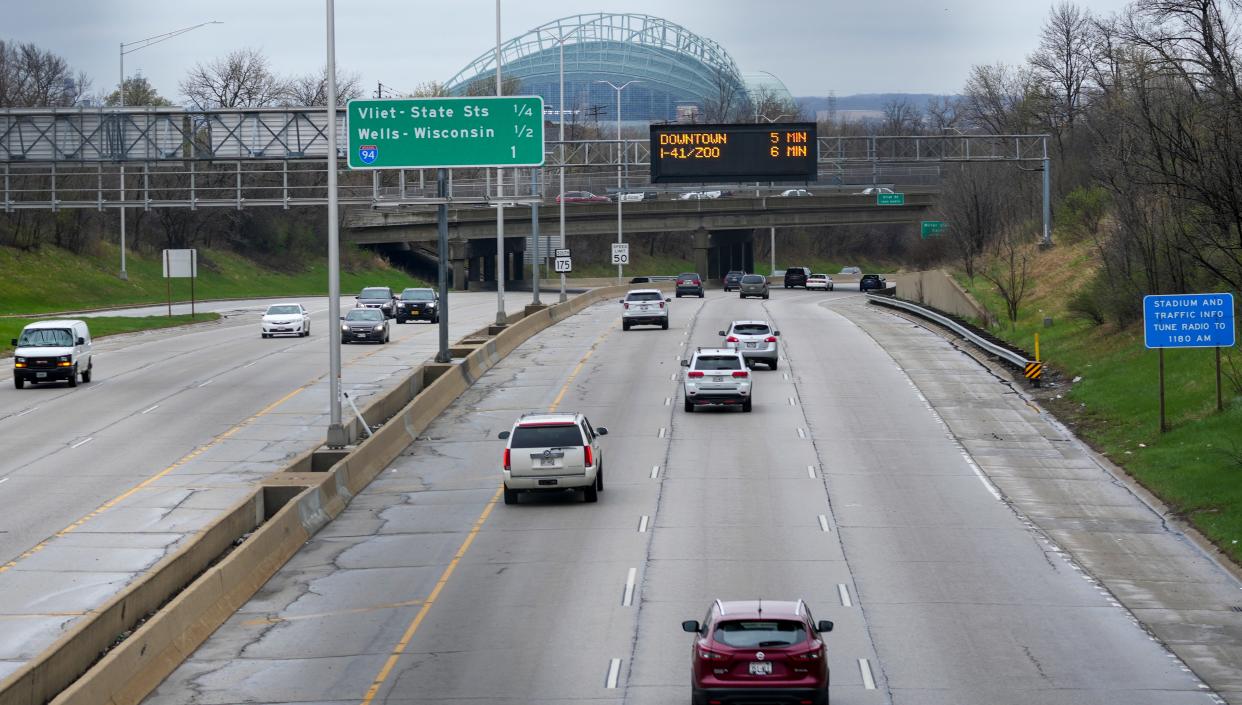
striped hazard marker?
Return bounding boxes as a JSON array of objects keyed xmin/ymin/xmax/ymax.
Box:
[{"xmin": 1024, "ymin": 361, "xmax": 1043, "ymax": 380}]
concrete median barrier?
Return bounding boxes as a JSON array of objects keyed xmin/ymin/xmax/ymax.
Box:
[{"xmin": 2, "ymin": 284, "xmax": 644, "ymax": 705}]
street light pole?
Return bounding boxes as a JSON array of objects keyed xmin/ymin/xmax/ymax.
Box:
[
  {"xmin": 558, "ymin": 34, "xmax": 568, "ymax": 302},
  {"xmin": 117, "ymin": 20, "xmax": 220, "ymax": 281},
  {"xmin": 494, "ymin": 0, "xmax": 507, "ymax": 326},
  {"xmin": 325, "ymin": 0, "xmax": 346, "ymax": 447},
  {"xmin": 597, "ymin": 80, "xmax": 641, "ymax": 283}
]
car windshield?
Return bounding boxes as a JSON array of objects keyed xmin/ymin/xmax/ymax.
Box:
[
  {"xmin": 694, "ymin": 356, "xmax": 742, "ymax": 371},
  {"xmin": 732, "ymin": 324, "xmax": 770, "ymax": 335},
  {"xmin": 345, "ymin": 309, "xmax": 383, "ymax": 321},
  {"xmin": 714, "ymin": 620, "xmax": 808, "ymax": 648},
  {"xmin": 401, "ymin": 289, "xmax": 435, "ymax": 300},
  {"xmin": 17, "ymin": 328, "xmax": 73, "ymax": 347},
  {"xmin": 741, "ymin": 275, "xmax": 765, "ymax": 284},
  {"xmin": 510, "ymin": 424, "xmax": 584, "ymax": 448},
  {"xmin": 627, "ymin": 292, "xmax": 663, "ymax": 301},
  {"xmin": 359, "ymin": 288, "xmax": 390, "ymax": 298},
  {"xmin": 266, "ymin": 305, "xmax": 300, "ymax": 315}
]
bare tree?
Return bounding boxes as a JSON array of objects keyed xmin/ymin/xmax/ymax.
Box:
[
  {"xmin": 938, "ymin": 163, "xmax": 1008, "ymax": 281},
  {"xmin": 704, "ymin": 67, "xmax": 745, "ymax": 122},
  {"xmin": 981, "ymin": 226, "xmax": 1034, "ymax": 324},
  {"xmin": 961, "ymin": 62, "xmax": 1045, "ymax": 133},
  {"xmin": 180, "ymin": 48, "xmax": 289, "ymax": 108},
  {"xmin": 881, "ymin": 98, "xmax": 925, "ymax": 135},
  {"xmin": 0, "ymin": 40, "xmax": 87, "ymax": 107},
  {"xmin": 284, "ymin": 67, "xmax": 362, "ymax": 106},
  {"xmin": 1029, "ymin": 2, "xmax": 1095, "ymax": 133},
  {"xmin": 410, "ymin": 81, "xmax": 448, "ymax": 97},
  {"xmin": 925, "ymin": 95, "xmax": 962, "ymax": 133}
]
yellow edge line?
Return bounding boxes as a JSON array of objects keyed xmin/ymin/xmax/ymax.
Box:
[{"xmin": 359, "ymin": 316, "xmax": 618, "ymax": 705}]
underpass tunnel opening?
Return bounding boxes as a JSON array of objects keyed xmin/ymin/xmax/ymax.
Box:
[
  {"xmin": 698, "ymin": 230, "xmax": 754, "ymax": 280},
  {"xmin": 450, "ymin": 237, "xmax": 528, "ymax": 291}
]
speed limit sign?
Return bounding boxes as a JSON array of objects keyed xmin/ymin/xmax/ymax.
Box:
[{"xmin": 611, "ymin": 243, "xmax": 630, "ymax": 265}]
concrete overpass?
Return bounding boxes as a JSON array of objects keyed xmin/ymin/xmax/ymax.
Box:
[{"xmin": 345, "ymin": 192, "xmax": 937, "ymax": 288}]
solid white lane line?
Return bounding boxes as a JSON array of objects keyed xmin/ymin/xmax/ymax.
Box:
[
  {"xmin": 606, "ymin": 658, "xmax": 622, "ymax": 688},
  {"xmin": 622, "ymin": 567, "xmax": 637, "ymax": 606},
  {"xmin": 797, "ymin": 428, "xmax": 806, "ymax": 439},
  {"xmin": 242, "ymin": 360, "xmax": 258, "ymax": 368},
  {"xmin": 658, "ymin": 427, "xmax": 666, "ymax": 439},
  {"xmin": 808, "ymin": 465, "xmax": 816, "ymax": 478},
  {"xmin": 838, "ymin": 584, "xmax": 853, "ymax": 607},
  {"xmin": 638, "ymin": 515, "xmax": 649, "ymax": 533},
  {"xmin": 651, "ymin": 465, "xmax": 660, "ymax": 479},
  {"xmin": 70, "ymin": 438, "xmax": 93, "ymax": 449},
  {"xmin": 198, "ymin": 379, "xmax": 214, "ymax": 388},
  {"xmin": 859, "ymin": 658, "xmax": 877, "ymax": 689},
  {"xmin": 818, "ymin": 514, "xmax": 830, "ymax": 532},
  {"xmin": 140, "ymin": 404, "xmax": 160, "ymax": 414},
  {"xmin": 0, "ymin": 477, "xmax": 9, "ymax": 485},
  {"xmin": 14, "ymin": 407, "xmax": 36, "ymax": 417}
]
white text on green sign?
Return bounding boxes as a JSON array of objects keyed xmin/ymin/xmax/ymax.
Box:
[
  {"xmin": 877, "ymin": 192, "xmax": 905, "ymax": 206},
  {"xmin": 346, "ymin": 96, "xmax": 545, "ymax": 170}
]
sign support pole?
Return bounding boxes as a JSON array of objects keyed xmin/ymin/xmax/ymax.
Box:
[
  {"xmin": 435, "ymin": 168, "xmax": 450, "ymax": 364},
  {"xmin": 769, "ymin": 226, "xmax": 775, "ymax": 276},
  {"xmin": 493, "ymin": 0, "xmax": 507, "ymax": 328},
  {"xmin": 165, "ymin": 250, "xmax": 171, "ymax": 318},
  {"xmin": 1159, "ymin": 348, "xmax": 1167, "ymax": 434},
  {"xmin": 1217, "ymin": 347, "xmax": 1223, "ymax": 412},
  {"xmin": 325, "ymin": 0, "xmax": 347, "ymax": 449},
  {"xmin": 531, "ymin": 170, "xmax": 541, "ymax": 305}
]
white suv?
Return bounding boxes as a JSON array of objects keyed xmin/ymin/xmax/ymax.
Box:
[
  {"xmin": 621, "ymin": 289, "xmax": 671, "ymax": 330},
  {"xmin": 720, "ymin": 320, "xmax": 781, "ymax": 370},
  {"xmin": 681, "ymin": 348, "xmax": 752, "ymax": 412},
  {"xmin": 498, "ymin": 412, "xmax": 609, "ymax": 504}
]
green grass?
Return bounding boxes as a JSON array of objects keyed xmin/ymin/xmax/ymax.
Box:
[
  {"xmin": 0, "ymin": 243, "xmax": 419, "ymax": 315},
  {"xmin": 3, "ymin": 313, "xmax": 221, "ymax": 357},
  {"xmin": 956, "ymin": 248, "xmax": 1242, "ymax": 562}
]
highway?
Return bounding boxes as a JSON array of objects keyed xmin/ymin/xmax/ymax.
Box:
[
  {"xmin": 143, "ymin": 289, "xmax": 1227, "ymax": 705},
  {"xmin": 0, "ymin": 291, "xmax": 534, "ymax": 679}
]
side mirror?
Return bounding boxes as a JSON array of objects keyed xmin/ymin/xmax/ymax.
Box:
[
  {"xmin": 666, "ymin": 298, "xmax": 672, "ymax": 302},
  {"xmin": 817, "ymin": 620, "xmax": 834, "ymax": 633},
  {"xmin": 10, "ymin": 338, "xmax": 17, "ymax": 346},
  {"xmin": 681, "ymin": 620, "xmax": 700, "ymax": 633},
  {"xmin": 680, "ymin": 359, "xmax": 690, "ymax": 367},
  {"xmin": 774, "ymin": 331, "xmax": 781, "ymax": 337},
  {"xmin": 339, "ymin": 316, "xmax": 345, "ymax": 320},
  {"xmin": 619, "ymin": 299, "xmax": 625, "ymax": 304},
  {"xmin": 718, "ymin": 330, "xmax": 726, "ymax": 336},
  {"xmin": 497, "ymin": 430, "xmax": 511, "ymax": 440},
  {"xmin": 76, "ymin": 337, "xmax": 86, "ymax": 345},
  {"xmin": 595, "ymin": 427, "xmax": 608, "ymax": 436}
]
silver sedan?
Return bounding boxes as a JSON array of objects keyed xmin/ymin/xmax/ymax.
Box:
[{"xmin": 719, "ymin": 320, "xmax": 781, "ymax": 369}]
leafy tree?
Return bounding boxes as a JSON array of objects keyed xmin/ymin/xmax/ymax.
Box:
[{"xmin": 104, "ymin": 76, "xmax": 172, "ymax": 107}]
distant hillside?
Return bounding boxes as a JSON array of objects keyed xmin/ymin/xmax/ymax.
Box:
[{"xmin": 797, "ymin": 93, "xmax": 959, "ymax": 116}]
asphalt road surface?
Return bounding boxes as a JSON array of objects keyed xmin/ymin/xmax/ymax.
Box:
[{"xmin": 139, "ymin": 288, "xmax": 1232, "ymax": 705}]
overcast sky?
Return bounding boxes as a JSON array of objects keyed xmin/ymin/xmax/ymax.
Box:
[{"xmin": 11, "ymin": 0, "xmax": 1134, "ymax": 101}]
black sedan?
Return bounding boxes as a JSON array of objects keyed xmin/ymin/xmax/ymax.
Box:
[
  {"xmin": 341, "ymin": 308, "xmax": 391, "ymax": 344},
  {"xmin": 859, "ymin": 274, "xmax": 888, "ymax": 291},
  {"xmin": 395, "ymin": 288, "xmax": 439, "ymax": 323}
]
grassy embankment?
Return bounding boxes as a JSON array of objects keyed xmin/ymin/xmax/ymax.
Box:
[
  {"xmin": 957, "ymin": 242, "xmax": 1242, "ymax": 563},
  {"xmin": 0, "ymin": 243, "xmax": 413, "ymax": 356}
]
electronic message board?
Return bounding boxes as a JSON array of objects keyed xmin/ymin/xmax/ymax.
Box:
[{"xmin": 650, "ymin": 123, "xmax": 817, "ymax": 183}]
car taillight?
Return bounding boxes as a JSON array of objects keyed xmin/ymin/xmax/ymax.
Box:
[
  {"xmin": 658, "ymin": 302, "xmax": 665, "ymax": 308},
  {"xmin": 688, "ymin": 371, "xmax": 704, "ymax": 378},
  {"xmin": 725, "ymin": 336, "xmax": 739, "ymax": 343},
  {"xmin": 693, "ymin": 279, "xmax": 701, "ymax": 285},
  {"xmin": 584, "ymin": 445, "xmax": 593, "ymax": 466},
  {"xmin": 503, "ymin": 449, "xmax": 510, "ymax": 471},
  {"xmin": 677, "ymin": 279, "xmax": 685, "ymax": 285},
  {"xmin": 789, "ymin": 647, "xmax": 824, "ymax": 663},
  {"xmin": 732, "ymin": 371, "xmax": 749, "ymax": 378},
  {"xmin": 623, "ymin": 302, "xmax": 630, "ymax": 309},
  {"xmin": 765, "ymin": 336, "xmax": 777, "ymax": 342},
  {"xmin": 697, "ymin": 647, "xmax": 728, "ymax": 660}
]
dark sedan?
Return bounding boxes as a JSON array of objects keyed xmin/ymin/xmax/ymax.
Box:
[
  {"xmin": 723, "ymin": 270, "xmax": 745, "ymax": 292},
  {"xmin": 859, "ymin": 274, "xmax": 888, "ymax": 291},
  {"xmin": 341, "ymin": 308, "xmax": 391, "ymax": 344}
]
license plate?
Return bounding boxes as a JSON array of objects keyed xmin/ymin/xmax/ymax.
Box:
[
  {"xmin": 36, "ymin": 372, "xmax": 47, "ymax": 378},
  {"xmin": 713, "ymin": 376, "xmax": 723, "ymax": 382},
  {"xmin": 355, "ymin": 333, "xmax": 367, "ymax": 338},
  {"xmin": 746, "ymin": 342, "xmax": 757, "ymax": 348},
  {"xmin": 540, "ymin": 458, "xmax": 557, "ymax": 467},
  {"xmin": 538, "ymin": 479, "xmax": 558, "ymax": 486},
  {"xmin": 749, "ymin": 662, "xmax": 772, "ymax": 675}
]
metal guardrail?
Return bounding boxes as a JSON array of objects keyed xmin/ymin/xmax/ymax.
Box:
[{"xmin": 865, "ymin": 293, "xmax": 1031, "ymax": 369}]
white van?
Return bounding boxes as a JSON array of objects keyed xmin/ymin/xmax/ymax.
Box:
[{"xmin": 12, "ymin": 319, "xmax": 94, "ymax": 389}]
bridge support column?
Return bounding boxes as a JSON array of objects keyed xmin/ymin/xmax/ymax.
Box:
[{"xmin": 693, "ymin": 228, "xmax": 710, "ymax": 280}]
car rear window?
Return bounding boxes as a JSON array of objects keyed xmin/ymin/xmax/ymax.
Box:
[
  {"xmin": 741, "ymin": 275, "xmax": 765, "ymax": 284},
  {"xmin": 861, "ymin": 275, "xmax": 881, "ymax": 281},
  {"xmin": 732, "ymin": 324, "xmax": 770, "ymax": 335},
  {"xmin": 714, "ymin": 620, "xmax": 808, "ymax": 648},
  {"xmin": 510, "ymin": 424, "xmax": 584, "ymax": 448},
  {"xmin": 626, "ymin": 292, "xmax": 663, "ymax": 301},
  {"xmin": 694, "ymin": 356, "xmax": 742, "ymax": 371},
  {"xmin": 679, "ymin": 273, "xmax": 700, "ymax": 279}
]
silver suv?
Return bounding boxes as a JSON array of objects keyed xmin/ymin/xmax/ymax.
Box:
[
  {"xmin": 681, "ymin": 348, "xmax": 752, "ymax": 412},
  {"xmin": 720, "ymin": 320, "xmax": 781, "ymax": 370},
  {"xmin": 497, "ymin": 412, "xmax": 609, "ymax": 504},
  {"xmin": 621, "ymin": 289, "xmax": 671, "ymax": 330}
]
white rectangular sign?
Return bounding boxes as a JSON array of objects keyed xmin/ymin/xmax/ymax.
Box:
[
  {"xmin": 162, "ymin": 249, "xmax": 197, "ymax": 278},
  {"xmin": 554, "ymin": 256, "xmax": 573, "ymax": 273},
  {"xmin": 554, "ymin": 248, "xmax": 571, "ymax": 258},
  {"xmin": 611, "ymin": 243, "xmax": 630, "ymax": 266}
]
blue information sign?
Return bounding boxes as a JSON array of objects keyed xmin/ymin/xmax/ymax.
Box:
[{"xmin": 1143, "ymin": 293, "xmax": 1235, "ymax": 348}]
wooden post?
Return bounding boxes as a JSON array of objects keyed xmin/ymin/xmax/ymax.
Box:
[{"xmin": 1159, "ymin": 348, "xmax": 1167, "ymax": 433}]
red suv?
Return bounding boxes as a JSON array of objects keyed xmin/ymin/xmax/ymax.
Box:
[{"xmin": 682, "ymin": 599, "xmax": 833, "ymax": 705}]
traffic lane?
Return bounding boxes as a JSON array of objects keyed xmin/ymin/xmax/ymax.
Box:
[
  {"xmin": 74, "ymin": 296, "xmax": 320, "ymax": 318},
  {"xmin": 143, "ymin": 294, "xmax": 706, "ymax": 705},
  {"xmin": 777, "ymin": 295, "xmax": 1213, "ymax": 704},
  {"xmin": 625, "ymin": 290, "xmax": 881, "ymax": 705}
]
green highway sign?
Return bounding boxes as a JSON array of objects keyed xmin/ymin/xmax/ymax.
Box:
[
  {"xmin": 346, "ymin": 96, "xmax": 545, "ymax": 170},
  {"xmin": 921, "ymin": 220, "xmax": 948, "ymax": 238},
  {"xmin": 877, "ymin": 192, "xmax": 905, "ymax": 206}
]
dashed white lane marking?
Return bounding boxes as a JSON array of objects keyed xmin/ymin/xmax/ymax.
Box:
[
  {"xmin": 859, "ymin": 658, "xmax": 876, "ymax": 689},
  {"xmin": 14, "ymin": 407, "xmax": 36, "ymax": 417},
  {"xmin": 651, "ymin": 465, "xmax": 660, "ymax": 479},
  {"xmin": 198, "ymin": 379, "xmax": 214, "ymax": 388},
  {"xmin": 70, "ymin": 438, "xmax": 93, "ymax": 449},
  {"xmin": 670, "ymin": 373, "xmax": 677, "ymax": 381},
  {"xmin": 818, "ymin": 514, "xmax": 830, "ymax": 532},
  {"xmin": 606, "ymin": 658, "xmax": 622, "ymax": 688},
  {"xmin": 0, "ymin": 478, "xmax": 9, "ymax": 485},
  {"xmin": 664, "ymin": 397, "xmax": 670, "ymax": 406},
  {"xmin": 141, "ymin": 404, "xmax": 160, "ymax": 414},
  {"xmin": 242, "ymin": 360, "xmax": 258, "ymax": 368},
  {"xmin": 808, "ymin": 465, "xmax": 816, "ymax": 478},
  {"xmin": 797, "ymin": 427, "xmax": 806, "ymax": 439},
  {"xmin": 658, "ymin": 427, "xmax": 666, "ymax": 439},
  {"xmin": 838, "ymin": 584, "xmax": 853, "ymax": 607},
  {"xmin": 622, "ymin": 567, "xmax": 637, "ymax": 606},
  {"xmin": 788, "ymin": 396, "xmax": 796, "ymax": 406},
  {"xmin": 783, "ymin": 373, "xmax": 789, "ymax": 381},
  {"xmin": 638, "ymin": 515, "xmax": 649, "ymax": 533}
]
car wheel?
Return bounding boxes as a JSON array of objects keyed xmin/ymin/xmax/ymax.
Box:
[
  {"xmin": 583, "ymin": 483, "xmax": 599, "ymax": 503},
  {"xmin": 14, "ymin": 377, "xmax": 23, "ymax": 390},
  {"xmin": 623, "ymin": 320, "xmax": 631, "ymax": 331},
  {"xmin": 675, "ymin": 293, "xmax": 682, "ymax": 298},
  {"xmin": 684, "ymin": 398, "xmax": 694, "ymax": 412},
  {"xmin": 742, "ymin": 399, "xmax": 752, "ymax": 412},
  {"xmin": 503, "ymin": 486, "xmax": 517, "ymax": 505},
  {"xmin": 699, "ymin": 292, "xmax": 705, "ymax": 298},
  {"xmin": 764, "ymin": 293, "xmax": 770, "ymax": 299},
  {"xmin": 661, "ymin": 319, "xmax": 669, "ymax": 330},
  {"xmin": 596, "ymin": 466, "xmax": 604, "ymax": 491},
  {"xmin": 81, "ymin": 362, "xmax": 92, "ymax": 383},
  {"xmin": 769, "ymin": 358, "xmax": 779, "ymax": 370},
  {"xmin": 67, "ymin": 365, "xmax": 78, "ymax": 388},
  {"xmin": 262, "ymin": 333, "xmax": 270, "ymax": 339}
]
